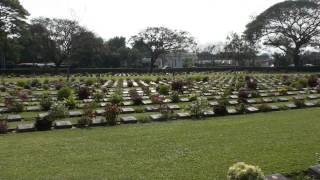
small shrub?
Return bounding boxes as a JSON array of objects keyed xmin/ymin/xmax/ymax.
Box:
[
  {"xmin": 247, "ymin": 79, "xmax": 258, "ymax": 90},
  {"xmin": 110, "ymin": 93, "xmax": 123, "ymax": 105},
  {"xmin": 35, "ymin": 115, "xmax": 53, "ymax": 131},
  {"xmin": 64, "ymin": 95, "xmax": 77, "ymax": 110},
  {"xmin": 170, "ymin": 92, "xmax": 180, "ymax": 103},
  {"xmin": 278, "ymin": 87, "xmax": 288, "ymax": 95},
  {"xmin": 105, "ymin": 104, "xmax": 121, "ymax": 126},
  {"xmin": 94, "ymin": 91, "xmax": 104, "ymax": 102},
  {"xmin": 238, "ymin": 89, "xmax": 248, "ymax": 103},
  {"xmin": 237, "ymin": 103, "xmax": 247, "ymax": 114},
  {"xmin": 227, "ymin": 162, "xmax": 265, "ymax": 180},
  {"xmin": 0, "ymin": 120, "xmax": 8, "ymax": 134},
  {"xmin": 135, "ymin": 107, "xmax": 144, "ymax": 113},
  {"xmin": 189, "ymin": 97, "xmax": 208, "ymax": 118},
  {"xmin": 171, "ymin": 80, "xmax": 184, "ymax": 93},
  {"xmin": 202, "ymin": 76, "xmax": 209, "ymax": 82},
  {"xmin": 77, "ymin": 87, "xmax": 91, "ymax": 100},
  {"xmin": 8, "ymin": 102, "xmax": 24, "ymax": 113},
  {"xmin": 138, "ymin": 117, "xmax": 151, "ymax": 123},
  {"xmin": 57, "ymin": 87, "xmax": 72, "ymax": 101},
  {"xmin": 17, "ymin": 81, "xmax": 26, "ymax": 87},
  {"xmin": 151, "ymin": 95, "xmax": 164, "ymax": 104},
  {"xmin": 258, "ymin": 104, "xmax": 272, "ymax": 112},
  {"xmin": 308, "ymin": 75, "xmax": 319, "ymax": 87},
  {"xmin": 40, "ymin": 94, "xmax": 53, "ymax": 111},
  {"xmin": 130, "ymin": 89, "xmax": 143, "ymax": 105},
  {"xmin": 30, "ymin": 79, "xmax": 41, "ymax": 87},
  {"xmin": 293, "ymin": 98, "xmax": 305, "ymax": 108},
  {"xmin": 49, "ymin": 103, "xmax": 68, "ymax": 120},
  {"xmin": 158, "ymin": 85, "xmax": 170, "ymax": 95},
  {"xmin": 214, "ymin": 100, "xmax": 228, "ymax": 116}
]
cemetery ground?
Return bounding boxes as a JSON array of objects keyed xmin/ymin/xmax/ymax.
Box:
[
  {"xmin": 1, "ymin": 108, "xmax": 320, "ymax": 179},
  {"xmin": 1, "ymin": 72, "xmax": 320, "ymax": 179}
]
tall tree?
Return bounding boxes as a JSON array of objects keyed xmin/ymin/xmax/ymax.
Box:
[
  {"xmin": 131, "ymin": 27, "xmax": 196, "ymax": 71},
  {"xmin": 70, "ymin": 29, "xmax": 105, "ymax": 67},
  {"xmin": 31, "ymin": 17, "xmax": 82, "ymax": 67},
  {"xmin": 223, "ymin": 33, "xmax": 256, "ymax": 66},
  {"xmin": 19, "ymin": 23, "xmax": 57, "ymax": 63},
  {"xmin": 0, "ymin": 0, "xmax": 29, "ymax": 68},
  {"xmin": 245, "ymin": 0, "xmax": 320, "ymax": 67}
]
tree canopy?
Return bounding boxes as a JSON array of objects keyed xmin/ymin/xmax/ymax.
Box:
[
  {"xmin": 245, "ymin": 0, "xmax": 320, "ymax": 67},
  {"xmin": 131, "ymin": 27, "xmax": 196, "ymax": 71}
]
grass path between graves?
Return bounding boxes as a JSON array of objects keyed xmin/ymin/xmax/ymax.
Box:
[{"xmin": 1, "ymin": 108, "xmax": 320, "ymax": 179}]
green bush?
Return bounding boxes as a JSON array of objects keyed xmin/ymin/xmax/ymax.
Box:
[
  {"xmin": 0, "ymin": 120, "xmax": 8, "ymax": 134},
  {"xmin": 214, "ymin": 100, "xmax": 228, "ymax": 116},
  {"xmin": 159, "ymin": 85, "xmax": 169, "ymax": 95},
  {"xmin": 110, "ymin": 93, "xmax": 123, "ymax": 105},
  {"xmin": 138, "ymin": 117, "xmax": 151, "ymax": 124},
  {"xmin": 8, "ymin": 102, "xmax": 24, "ymax": 113},
  {"xmin": 135, "ymin": 107, "xmax": 144, "ymax": 113},
  {"xmin": 49, "ymin": 103, "xmax": 68, "ymax": 120},
  {"xmin": 105, "ymin": 104, "xmax": 120, "ymax": 126},
  {"xmin": 40, "ymin": 94, "xmax": 53, "ymax": 111},
  {"xmin": 189, "ymin": 97, "xmax": 208, "ymax": 118},
  {"xmin": 64, "ymin": 95, "xmax": 77, "ymax": 110},
  {"xmin": 258, "ymin": 104, "xmax": 272, "ymax": 112},
  {"xmin": 57, "ymin": 87, "xmax": 73, "ymax": 101},
  {"xmin": 170, "ymin": 92, "xmax": 180, "ymax": 103},
  {"xmin": 227, "ymin": 162, "xmax": 265, "ymax": 180}
]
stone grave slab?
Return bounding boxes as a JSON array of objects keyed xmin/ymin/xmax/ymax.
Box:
[
  {"xmin": 305, "ymin": 101, "xmax": 316, "ymax": 107},
  {"xmin": 168, "ymin": 104, "xmax": 180, "ymax": 110},
  {"xmin": 120, "ymin": 116, "xmax": 138, "ymax": 124},
  {"xmin": 203, "ymin": 111, "xmax": 215, "ymax": 117},
  {"xmin": 91, "ymin": 117, "xmax": 107, "ymax": 126},
  {"xmin": 271, "ymin": 105, "xmax": 280, "ymax": 111},
  {"xmin": 227, "ymin": 108, "xmax": 238, "ymax": 115},
  {"xmin": 308, "ymin": 95, "xmax": 319, "ymax": 99},
  {"xmin": 278, "ymin": 97, "xmax": 289, "ymax": 102},
  {"xmin": 293, "ymin": 96, "xmax": 304, "ymax": 100},
  {"xmin": 54, "ymin": 120, "xmax": 73, "ymax": 129},
  {"xmin": 26, "ymin": 106, "xmax": 41, "ymax": 112},
  {"xmin": 247, "ymin": 107, "xmax": 259, "ymax": 113},
  {"xmin": 265, "ymin": 173, "xmax": 289, "ymax": 180},
  {"xmin": 163, "ymin": 99, "xmax": 172, "ymax": 103},
  {"xmin": 145, "ymin": 106, "xmax": 159, "ymax": 112},
  {"xmin": 246, "ymin": 99, "xmax": 257, "ymax": 104},
  {"xmin": 230, "ymin": 95, "xmax": 238, "ymax": 99},
  {"xmin": 286, "ymin": 103, "xmax": 297, "ymax": 109},
  {"xmin": 177, "ymin": 113, "xmax": 191, "ymax": 119},
  {"xmin": 83, "ymin": 99, "xmax": 93, "ymax": 103},
  {"xmin": 179, "ymin": 98, "xmax": 190, "ymax": 102},
  {"xmin": 228, "ymin": 100, "xmax": 239, "ymax": 105},
  {"xmin": 69, "ymin": 111, "xmax": 83, "ymax": 117},
  {"xmin": 142, "ymin": 100, "xmax": 152, "ymax": 105},
  {"xmin": 38, "ymin": 112, "xmax": 49, "ymax": 119},
  {"xmin": 99, "ymin": 103, "xmax": 107, "ymax": 107},
  {"xmin": 0, "ymin": 108, "xmax": 9, "ymax": 113},
  {"xmin": 150, "ymin": 114, "xmax": 164, "ymax": 121},
  {"xmin": 209, "ymin": 101, "xmax": 219, "ymax": 107},
  {"xmin": 310, "ymin": 164, "xmax": 320, "ymax": 178},
  {"xmin": 16, "ymin": 123, "xmax": 36, "ymax": 133},
  {"xmin": 95, "ymin": 109, "xmax": 106, "ymax": 115},
  {"xmin": 7, "ymin": 114, "xmax": 23, "ymax": 122},
  {"xmin": 121, "ymin": 107, "xmax": 135, "ymax": 114},
  {"xmin": 263, "ymin": 98, "xmax": 273, "ymax": 103}
]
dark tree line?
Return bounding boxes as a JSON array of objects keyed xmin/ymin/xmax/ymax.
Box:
[{"xmin": 1, "ymin": 0, "xmax": 320, "ymax": 70}]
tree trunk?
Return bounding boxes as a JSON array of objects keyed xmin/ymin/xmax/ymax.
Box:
[{"xmin": 292, "ymin": 49, "xmax": 301, "ymax": 68}]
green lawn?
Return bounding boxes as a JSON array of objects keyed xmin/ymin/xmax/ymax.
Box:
[{"xmin": 1, "ymin": 108, "xmax": 320, "ymax": 179}]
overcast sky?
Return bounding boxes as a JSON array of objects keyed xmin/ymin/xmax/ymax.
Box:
[{"xmin": 20, "ymin": 0, "xmax": 283, "ymax": 45}]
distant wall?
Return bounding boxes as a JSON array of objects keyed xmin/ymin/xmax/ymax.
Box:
[{"xmin": 1, "ymin": 66, "xmax": 320, "ymax": 75}]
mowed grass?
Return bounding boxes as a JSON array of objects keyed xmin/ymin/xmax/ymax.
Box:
[{"xmin": 1, "ymin": 109, "xmax": 320, "ymax": 180}]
